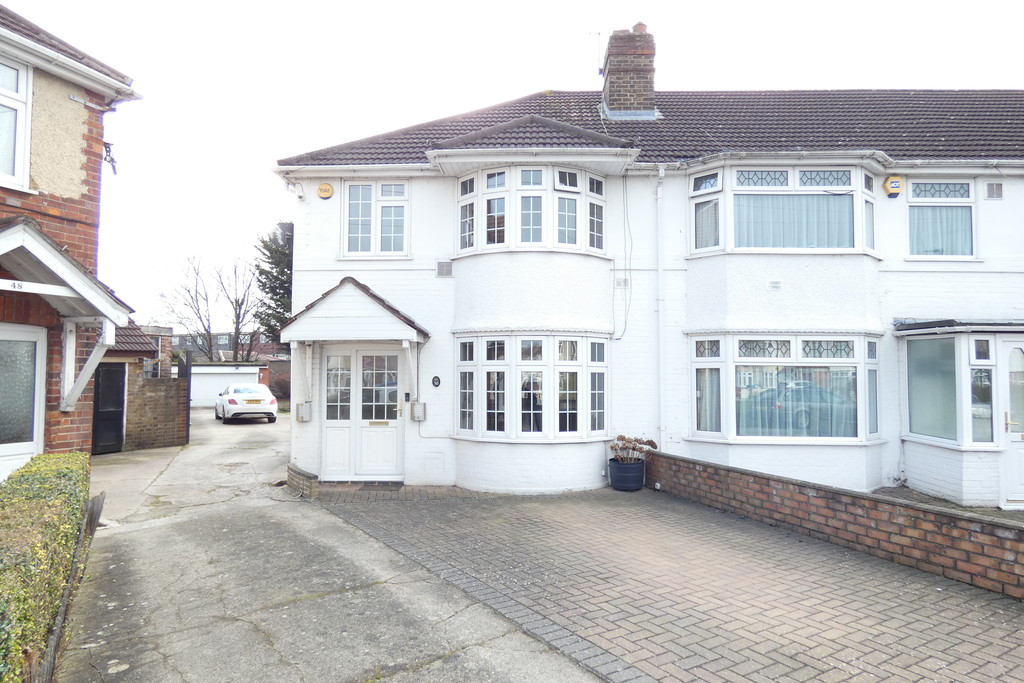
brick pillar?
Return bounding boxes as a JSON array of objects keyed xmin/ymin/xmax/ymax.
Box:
[{"xmin": 601, "ymin": 23, "xmax": 656, "ymax": 116}]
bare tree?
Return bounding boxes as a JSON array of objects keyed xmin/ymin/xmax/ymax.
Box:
[
  {"xmin": 162, "ymin": 258, "xmax": 216, "ymax": 361},
  {"xmin": 215, "ymin": 260, "xmax": 260, "ymax": 362}
]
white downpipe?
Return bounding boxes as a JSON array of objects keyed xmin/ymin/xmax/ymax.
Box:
[{"xmin": 656, "ymin": 164, "xmax": 667, "ymax": 446}]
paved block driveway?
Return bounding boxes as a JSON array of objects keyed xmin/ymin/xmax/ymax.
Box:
[{"xmin": 324, "ymin": 488, "xmax": 1024, "ymax": 682}]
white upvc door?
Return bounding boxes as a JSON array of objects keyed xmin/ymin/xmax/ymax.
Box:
[
  {"xmin": 322, "ymin": 346, "xmax": 403, "ymax": 481},
  {"xmin": 0, "ymin": 324, "xmax": 46, "ymax": 481},
  {"xmin": 999, "ymin": 340, "xmax": 1024, "ymax": 508}
]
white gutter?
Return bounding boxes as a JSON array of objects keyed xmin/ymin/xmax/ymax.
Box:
[{"xmin": 0, "ymin": 28, "xmax": 139, "ymax": 103}]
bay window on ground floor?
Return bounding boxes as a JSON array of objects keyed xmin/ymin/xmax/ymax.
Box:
[
  {"xmin": 692, "ymin": 334, "xmax": 879, "ymax": 441},
  {"xmin": 456, "ymin": 333, "xmax": 609, "ymax": 440}
]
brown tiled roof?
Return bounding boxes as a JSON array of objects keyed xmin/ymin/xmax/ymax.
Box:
[
  {"xmin": 109, "ymin": 321, "xmax": 158, "ymax": 356},
  {"xmin": 279, "ymin": 90, "xmax": 1024, "ymax": 167},
  {"xmin": 0, "ymin": 4, "xmax": 132, "ymax": 86}
]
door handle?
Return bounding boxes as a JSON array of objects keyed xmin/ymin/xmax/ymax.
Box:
[{"xmin": 1006, "ymin": 412, "xmax": 1020, "ymax": 432}]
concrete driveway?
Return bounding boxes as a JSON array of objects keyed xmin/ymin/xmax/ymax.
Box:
[{"xmin": 58, "ymin": 414, "xmax": 598, "ymax": 682}]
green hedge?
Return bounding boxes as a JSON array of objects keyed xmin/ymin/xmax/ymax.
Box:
[{"xmin": 0, "ymin": 452, "xmax": 89, "ymax": 683}]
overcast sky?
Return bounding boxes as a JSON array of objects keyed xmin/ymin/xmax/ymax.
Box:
[{"xmin": 8, "ymin": 0, "xmax": 1023, "ymax": 329}]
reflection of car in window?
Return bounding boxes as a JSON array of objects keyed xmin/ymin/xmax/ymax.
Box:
[{"xmin": 746, "ymin": 381, "xmax": 856, "ymax": 437}]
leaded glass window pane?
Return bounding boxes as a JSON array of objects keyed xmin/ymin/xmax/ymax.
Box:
[
  {"xmin": 695, "ymin": 340, "xmax": 720, "ymax": 358},
  {"xmin": 802, "ymin": 340, "xmax": 854, "ymax": 359},
  {"xmin": 912, "ymin": 182, "xmax": 970, "ymax": 199},
  {"xmin": 693, "ymin": 173, "xmax": 719, "ymax": 192},
  {"xmin": 736, "ymin": 170, "xmax": 788, "ymax": 187},
  {"xmin": 738, "ymin": 339, "xmax": 790, "ymax": 358},
  {"xmin": 867, "ymin": 341, "xmax": 877, "ymax": 360},
  {"xmin": 0, "ymin": 339, "xmax": 35, "ymax": 444},
  {"xmin": 864, "ymin": 174, "xmax": 874, "ymax": 192},
  {"xmin": 975, "ymin": 340, "xmax": 990, "ymax": 360},
  {"xmin": 799, "ymin": 170, "xmax": 850, "ymax": 187}
]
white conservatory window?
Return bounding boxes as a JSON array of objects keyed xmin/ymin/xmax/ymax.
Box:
[
  {"xmin": 456, "ymin": 334, "xmax": 609, "ymax": 440},
  {"xmin": 908, "ymin": 181, "xmax": 973, "ymax": 256},
  {"xmin": 344, "ymin": 181, "xmax": 409, "ymax": 256}
]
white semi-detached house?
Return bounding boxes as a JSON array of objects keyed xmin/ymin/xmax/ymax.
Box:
[{"xmin": 277, "ymin": 23, "xmax": 1024, "ymax": 508}]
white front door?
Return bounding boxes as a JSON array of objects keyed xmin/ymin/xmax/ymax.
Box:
[
  {"xmin": 1000, "ymin": 340, "xmax": 1024, "ymax": 508},
  {"xmin": 0, "ymin": 324, "xmax": 46, "ymax": 480},
  {"xmin": 322, "ymin": 348, "xmax": 403, "ymax": 481}
]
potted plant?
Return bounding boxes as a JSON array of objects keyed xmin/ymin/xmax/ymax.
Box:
[{"xmin": 608, "ymin": 434, "xmax": 658, "ymax": 491}]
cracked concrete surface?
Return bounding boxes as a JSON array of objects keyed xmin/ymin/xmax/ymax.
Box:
[{"xmin": 58, "ymin": 415, "xmax": 598, "ymax": 683}]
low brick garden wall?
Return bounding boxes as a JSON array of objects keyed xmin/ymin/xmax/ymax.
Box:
[{"xmin": 646, "ymin": 452, "xmax": 1024, "ymax": 600}]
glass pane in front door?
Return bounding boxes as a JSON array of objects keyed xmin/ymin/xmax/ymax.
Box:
[
  {"xmin": 326, "ymin": 355, "xmax": 352, "ymax": 420},
  {"xmin": 1010, "ymin": 348, "xmax": 1024, "ymax": 434},
  {"xmin": 361, "ymin": 355, "xmax": 398, "ymax": 420},
  {"xmin": 0, "ymin": 340, "xmax": 36, "ymax": 444}
]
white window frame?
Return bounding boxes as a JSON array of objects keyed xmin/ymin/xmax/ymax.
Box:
[
  {"xmin": 907, "ymin": 179, "xmax": 975, "ymax": 259},
  {"xmin": 342, "ymin": 180, "xmax": 410, "ymax": 257},
  {"xmin": 692, "ymin": 334, "xmax": 878, "ymax": 442},
  {"xmin": 0, "ymin": 56, "xmax": 29, "ymax": 189},
  {"xmin": 455, "ymin": 333, "xmax": 609, "ymax": 441}
]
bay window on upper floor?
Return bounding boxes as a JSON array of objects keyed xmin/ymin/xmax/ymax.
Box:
[
  {"xmin": 456, "ymin": 166, "xmax": 606, "ymax": 255},
  {"xmin": 343, "ymin": 181, "xmax": 409, "ymax": 257},
  {"xmin": 0, "ymin": 56, "xmax": 29, "ymax": 188},
  {"xmin": 689, "ymin": 166, "xmax": 877, "ymax": 254}
]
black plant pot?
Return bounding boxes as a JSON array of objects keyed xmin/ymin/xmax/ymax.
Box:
[{"xmin": 608, "ymin": 458, "xmax": 645, "ymax": 491}]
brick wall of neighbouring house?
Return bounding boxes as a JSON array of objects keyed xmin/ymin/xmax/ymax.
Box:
[
  {"xmin": 122, "ymin": 362, "xmax": 189, "ymax": 451},
  {"xmin": 646, "ymin": 452, "xmax": 1024, "ymax": 600}
]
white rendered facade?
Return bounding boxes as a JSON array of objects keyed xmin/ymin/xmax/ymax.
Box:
[{"xmin": 278, "ymin": 150, "xmax": 1024, "ymax": 505}]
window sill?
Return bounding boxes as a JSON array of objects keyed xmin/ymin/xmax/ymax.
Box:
[
  {"xmin": 685, "ymin": 435, "xmax": 887, "ymax": 447},
  {"xmin": 688, "ymin": 249, "xmax": 882, "ymax": 261},
  {"xmin": 338, "ymin": 254, "xmax": 413, "ymax": 261},
  {"xmin": 453, "ymin": 434, "xmax": 612, "ymax": 444},
  {"xmin": 452, "ymin": 248, "xmax": 613, "ymax": 261},
  {"xmin": 0, "ymin": 179, "xmax": 36, "ymax": 196},
  {"xmin": 900, "ymin": 434, "xmax": 1003, "ymax": 452},
  {"xmin": 903, "ymin": 256, "xmax": 982, "ymax": 263}
]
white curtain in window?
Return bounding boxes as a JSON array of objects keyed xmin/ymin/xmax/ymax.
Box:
[
  {"xmin": 909, "ymin": 206, "xmax": 972, "ymax": 255},
  {"xmin": 696, "ymin": 368, "xmax": 721, "ymax": 432},
  {"xmin": 735, "ymin": 194, "xmax": 854, "ymax": 248},
  {"xmin": 695, "ymin": 199, "xmax": 719, "ymax": 249},
  {"xmin": 736, "ymin": 366, "xmax": 857, "ymax": 437}
]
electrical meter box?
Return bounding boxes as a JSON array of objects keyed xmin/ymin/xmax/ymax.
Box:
[{"xmin": 412, "ymin": 402, "xmax": 426, "ymax": 421}]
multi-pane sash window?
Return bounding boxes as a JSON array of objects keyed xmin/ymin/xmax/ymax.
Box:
[
  {"xmin": 521, "ymin": 196, "xmax": 543, "ymax": 242},
  {"xmin": 345, "ymin": 182, "xmax": 408, "ymax": 255},
  {"xmin": 455, "ymin": 166, "xmax": 605, "ymax": 253},
  {"xmin": 909, "ymin": 182, "xmax": 973, "ymax": 256},
  {"xmin": 457, "ymin": 334, "xmax": 607, "ymax": 439},
  {"xmin": 557, "ymin": 198, "xmax": 577, "ymax": 244},
  {"xmin": 326, "ymin": 355, "xmax": 352, "ymax": 420}
]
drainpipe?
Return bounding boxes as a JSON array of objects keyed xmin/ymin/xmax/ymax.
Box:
[{"xmin": 656, "ymin": 164, "xmax": 667, "ymax": 447}]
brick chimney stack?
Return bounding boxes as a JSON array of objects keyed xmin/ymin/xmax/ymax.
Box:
[{"xmin": 601, "ymin": 22, "xmax": 657, "ymax": 120}]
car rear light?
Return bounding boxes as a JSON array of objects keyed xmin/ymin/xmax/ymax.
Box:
[
  {"xmin": 228, "ymin": 398, "xmax": 238, "ymax": 405},
  {"xmin": 270, "ymin": 398, "xmax": 277, "ymax": 405}
]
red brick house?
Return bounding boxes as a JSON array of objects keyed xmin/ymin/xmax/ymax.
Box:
[{"xmin": 0, "ymin": 5, "xmax": 139, "ymax": 479}]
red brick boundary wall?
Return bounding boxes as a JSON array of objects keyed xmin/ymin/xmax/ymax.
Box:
[
  {"xmin": 646, "ymin": 452, "xmax": 1024, "ymax": 600},
  {"xmin": 122, "ymin": 363, "xmax": 190, "ymax": 451}
]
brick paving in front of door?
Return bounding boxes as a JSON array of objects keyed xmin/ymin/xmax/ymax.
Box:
[{"xmin": 322, "ymin": 488, "xmax": 1024, "ymax": 682}]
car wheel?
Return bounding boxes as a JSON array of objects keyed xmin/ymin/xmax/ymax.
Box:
[
  {"xmin": 268, "ymin": 416, "xmax": 277, "ymax": 424},
  {"xmin": 794, "ymin": 409, "xmax": 811, "ymax": 431}
]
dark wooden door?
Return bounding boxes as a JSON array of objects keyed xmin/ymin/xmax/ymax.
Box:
[{"xmin": 92, "ymin": 363, "xmax": 126, "ymax": 455}]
